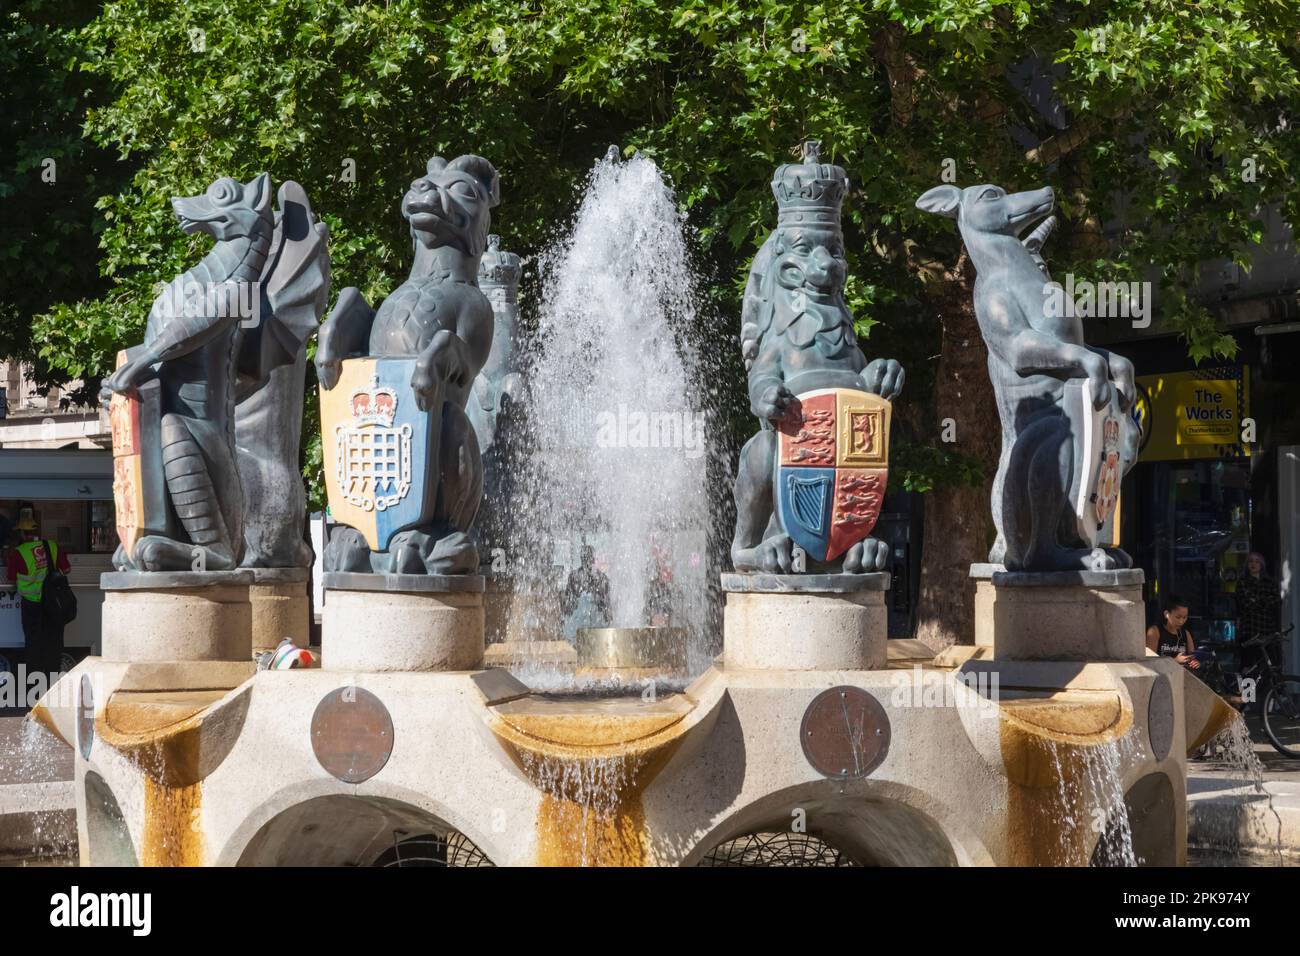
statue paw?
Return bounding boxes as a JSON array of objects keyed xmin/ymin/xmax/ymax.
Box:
[
  {"xmin": 426, "ymin": 532, "xmax": 478, "ymax": 575},
  {"xmin": 134, "ymin": 536, "xmax": 235, "ymax": 572},
  {"xmin": 323, "ymin": 527, "xmax": 370, "ymax": 573},
  {"xmin": 754, "ymin": 534, "xmax": 795, "ymax": 574},
  {"xmin": 111, "ymin": 542, "xmax": 132, "ymax": 572},
  {"xmin": 843, "ymin": 537, "xmax": 889, "ymax": 573},
  {"xmin": 388, "ymin": 530, "xmax": 429, "ymax": 575},
  {"xmin": 861, "ymin": 358, "xmax": 905, "ymax": 401}
]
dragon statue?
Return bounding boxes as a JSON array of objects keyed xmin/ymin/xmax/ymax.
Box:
[{"xmin": 102, "ymin": 173, "xmax": 329, "ymax": 573}]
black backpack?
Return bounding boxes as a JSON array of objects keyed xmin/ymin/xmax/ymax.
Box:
[{"xmin": 40, "ymin": 540, "xmax": 77, "ymax": 627}]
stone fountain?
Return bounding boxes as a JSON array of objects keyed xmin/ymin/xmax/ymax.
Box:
[{"xmin": 26, "ymin": 146, "xmax": 1234, "ymax": 868}]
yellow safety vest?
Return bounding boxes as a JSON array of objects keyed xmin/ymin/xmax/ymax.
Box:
[{"xmin": 15, "ymin": 540, "xmax": 58, "ymax": 603}]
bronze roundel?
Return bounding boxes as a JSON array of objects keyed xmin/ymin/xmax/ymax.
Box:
[
  {"xmin": 800, "ymin": 686, "xmax": 890, "ymax": 780},
  {"xmin": 1147, "ymin": 674, "xmax": 1174, "ymax": 763},
  {"xmin": 77, "ymin": 673, "xmax": 94, "ymax": 761},
  {"xmin": 311, "ymin": 686, "xmax": 394, "ymax": 784}
]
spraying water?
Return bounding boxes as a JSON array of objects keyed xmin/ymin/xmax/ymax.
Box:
[{"xmin": 503, "ymin": 149, "xmax": 718, "ymax": 687}]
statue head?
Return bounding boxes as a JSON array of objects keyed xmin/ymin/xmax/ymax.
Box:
[
  {"xmin": 915, "ymin": 182, "xmax": 1055, "ymax": 239},
  {"xmin": 769, "ymin": 142, "xmax": 849, "ymax": 298},
  {"xmin": 402, "ymin": 155, "xmax": 500, "ymax": 257},
  {"xmin": 171, "ymin": 173, "xmax": 272, "ymax": 240}
]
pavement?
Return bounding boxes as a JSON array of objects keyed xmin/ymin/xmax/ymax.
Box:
[{"xmin": 1187, "ymin": 730, "xmax": 1300, "ymax": 863}]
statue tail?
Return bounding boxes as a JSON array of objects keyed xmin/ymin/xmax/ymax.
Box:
[{"xmin": 162, "ymin": 414, "xmax": 231, "ymax": 550}]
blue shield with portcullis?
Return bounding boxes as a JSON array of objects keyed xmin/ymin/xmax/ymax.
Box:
[{"xmin": 320, "ymin": 357, "xmax": 440, "ymax": 551}]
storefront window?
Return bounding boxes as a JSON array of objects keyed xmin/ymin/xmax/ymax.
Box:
[
  {"xmin": 89, "ymin": 500, "xmax": 119, "ymax": 553},
  {"xmin": 1137, "ymin": 459, "xmax": 1252, "ymax": 647}
]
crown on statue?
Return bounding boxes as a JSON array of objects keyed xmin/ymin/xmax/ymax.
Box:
[
  {"xmin": 477, "ymin": 234, "xmax": 522, "ymax": 291},
  {"xmin": 772, "ymin": 141, "xmax": 848, "ymax": 228},
  {"xmin": 350, "ymin": 375, "xmax": 398, "ymax": 427}
]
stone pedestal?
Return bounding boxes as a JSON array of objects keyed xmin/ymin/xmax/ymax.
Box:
[
  {"xmin": 721, "ymin": 572, "xmax": 889, "ymax": 670},
  {"xmin": 249, "ymin": 567, "xmax": 311, "ymax": 654},
  {"xmin": 321, "ymin": 573, "xmax": 484, "ymax": 672},
  {"xmin": 100, "ymin": 570, "xmax": 255, "ymax": 663},
  {"xmin": 970, "ymin": 564, "xmax": 1146, "ymax": 661}
]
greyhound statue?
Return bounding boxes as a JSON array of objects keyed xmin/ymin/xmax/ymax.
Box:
[{"xmin": 915, "ymin": 182, "xmax": 1139, "ymax": 572}]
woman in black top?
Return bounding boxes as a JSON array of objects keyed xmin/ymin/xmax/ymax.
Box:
[{"xmin": 1146, "ymin": 594, "xmax": 1201, "ymax": 671}]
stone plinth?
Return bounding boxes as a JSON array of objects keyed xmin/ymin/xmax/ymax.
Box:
[
  {"xmin": 100, "ymin": 570, "xmax": 254, "ymax": 663},
  {"xmin": 248, "ymin": 567, "xmax": 311, "ymax": 654},
  {"xmin": 721, "ymin": 572, "xmax": 889, "ymax": 670},
  {"xmin": 321, "ymin": 573, "xmax": 484, "ymax": 672},
  {"xmin": 970, "ymin": 564, "xmax": 1146, "ymax": 661}
]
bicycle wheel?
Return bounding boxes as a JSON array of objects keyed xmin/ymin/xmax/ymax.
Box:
[{"xmin": 1262, "ymin": 675, "xmax": 1300, "ymax": 758}]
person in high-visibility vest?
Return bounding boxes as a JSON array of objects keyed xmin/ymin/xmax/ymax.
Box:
[{"xmin": 4, "ymin": 509, "xmax": 70, "ymax": 679}]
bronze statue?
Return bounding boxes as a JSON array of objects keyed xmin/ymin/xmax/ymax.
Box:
[
  {"xmin": 731, "ymin": 143, "xmax": 904, "ymax": 575},
  {"xmin": 316, "ymin": 155, "xmax": 499, "ymax": 575}
]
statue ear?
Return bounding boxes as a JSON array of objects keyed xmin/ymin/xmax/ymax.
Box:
[
  {"xmin": 448, "ymin": 155, "xmax": 500, "ymax": 209},
  {"xmin": 245, "ymin": 172, "xmax": 272, "ymax": 213},
  {"xmin": 427, "ymin": 156, "xmax": 448, "ymax": 176},
  {"xmin": 915, "ymin": 185, "xmax": 961, "ymax": 219}
]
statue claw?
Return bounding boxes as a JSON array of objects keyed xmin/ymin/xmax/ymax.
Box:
[{"xmin": 843, "ymin": 537, "xmax": 889, "ymax": 573}]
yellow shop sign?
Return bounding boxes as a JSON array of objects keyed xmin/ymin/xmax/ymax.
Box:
[{"xmin": 1134, "ymin": 366, "xmax": 1250, "ymax": 462}]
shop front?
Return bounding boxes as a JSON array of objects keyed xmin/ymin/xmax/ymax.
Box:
[
  {"xmin": 0, "ymin": 448, "xmax": 116, "ymax": 674},
  {"xmin": 1124, "ymin": 355, "xmax": 1299, "ymax": 672}
]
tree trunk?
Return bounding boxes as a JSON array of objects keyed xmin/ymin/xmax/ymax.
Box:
[{"xmin": 913, "ymin": 267, "xmax": 1001, "ymax": 650}]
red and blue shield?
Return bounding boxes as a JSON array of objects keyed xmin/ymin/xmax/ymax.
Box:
[
  {"xmin": 775, "ymin": 387, "xmax": 890, "ymax": 562},
  {"xmin": 320, "ymin": 357, "xmax": 440, "ymax": 551}
]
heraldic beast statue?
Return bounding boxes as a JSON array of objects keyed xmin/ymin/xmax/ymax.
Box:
[
  {"xmin": 915, "ymin": 181, "xmax": 1139, "ymax": 572},
  {"xmin": 315, "ymin": 154, "xmax": 500, "ymax": 576},
  {"xmin": 102, "ymin": 173, "xmax": 329, "ymax": 573},
  {"xmin": 731, "ymin": 142, "xmax": 905, "ymax": 576}
]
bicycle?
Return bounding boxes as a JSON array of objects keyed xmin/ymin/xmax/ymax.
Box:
[{"xmin": 1198, "ymin": 625, "xmax": 1300, "ymax": 758}]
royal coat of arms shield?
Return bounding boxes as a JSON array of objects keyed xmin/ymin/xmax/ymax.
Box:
[
  {"xmin": 775, "ymin": 387, "xmax": 890, "ymax": 562},
  {"xmin": 320, "ymin": 357, "xmax": 439, "ymax": 552}
]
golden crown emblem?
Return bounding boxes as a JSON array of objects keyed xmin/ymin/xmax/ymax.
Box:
[{"xmin": 349, "ymin": 375, "xmax": 398, "ymax": 427}]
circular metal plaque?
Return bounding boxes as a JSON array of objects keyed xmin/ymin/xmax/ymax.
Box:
[
  {"xmin": 1147, "ymin": 674, "xmax": 1174, "ymax": 763},
  {"xmin": 800, "ymin": 686, "xmax": 890, "ymax": 780},
  {"xmin": 311, "ymin": 686, "xmax": 394, "ymax": 784},
  {"xmin": 78, "ymin": 673, "xmax": 94, "ymax": 761}
]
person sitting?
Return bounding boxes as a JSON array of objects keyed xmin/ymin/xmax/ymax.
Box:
[{"xmin": 1146, "ymin": 594, "xmax": 1201, "ymax": 672}]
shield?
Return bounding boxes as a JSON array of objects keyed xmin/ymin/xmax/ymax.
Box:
[
  {"xmin": 320, "ymin": 357, "xmax": 439, "ymax": 551},
  {"xmin": 109, "ymin": 349, "xmax": 170, "ymax": 557},
  {"xmin": 1066, "ymin": 379, "xmax": 1126, "ymax": 547},
  {"xmin": 775, "ymin": 387, "xmax": 890, "ymax": 562}
]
